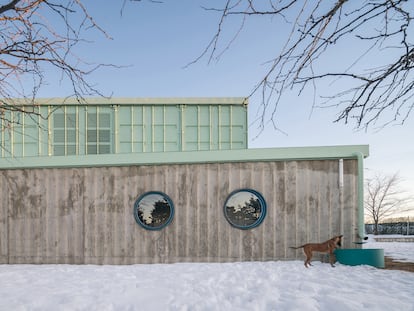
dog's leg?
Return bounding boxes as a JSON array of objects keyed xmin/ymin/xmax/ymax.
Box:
[
  {"xmin": 329, "ymin": 251, "xmax": 336, "ymax": 267},
  {"xmin": 303, "ymin": 247, "xmax": 313, "ymax": 268},
  {"xmin": 305, "ymin": 260, "xmax": 313, "ymax": 267}
]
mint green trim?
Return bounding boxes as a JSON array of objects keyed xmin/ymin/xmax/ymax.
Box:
[
  {"xmin": 0, "ymin": 144, "xmax": 369, "ymax": 170},
  {"xmin": 9, "ymin": 97, "xmax": 248, "ymax": 106},
  {"xmin": 353, "ymin": 151, "xmax": 367, "ymax": 240}
]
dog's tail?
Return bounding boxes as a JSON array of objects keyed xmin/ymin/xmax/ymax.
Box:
[{"xmin": 289, "ymin": 246, "xmax": 304, "ymax": 250}]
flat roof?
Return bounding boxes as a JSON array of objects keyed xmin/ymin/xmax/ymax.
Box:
[
  {"xmin": 0, "ymin": 145, "xmax": 369, "ymax": 170},
  {"xmin": 7, "ymin": 97, "xmax": 248, "ymax": 106}
]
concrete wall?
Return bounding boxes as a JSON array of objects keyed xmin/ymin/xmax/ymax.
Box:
[{"xmin": 0, "ymin": 159, "xmax": 359, "ymax": 264}]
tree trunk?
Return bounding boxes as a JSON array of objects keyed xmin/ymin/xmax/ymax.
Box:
[{"xmin": 374, "ymin": 222, "xmax": 379, "ymax": 235}]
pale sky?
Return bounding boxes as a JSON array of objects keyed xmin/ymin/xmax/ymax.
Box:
[{"xmin": 36, "ymin": 0, "xmax": 414, "ymax": 217}]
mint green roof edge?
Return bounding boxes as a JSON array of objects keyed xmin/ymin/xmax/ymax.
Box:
[
  {"xmin": 0, "ymin": 145, "xmax": 369, "ymax": 170},
  {"xmin": 9, "ymin": 97, "xmax": 248, "ymax": 106}
]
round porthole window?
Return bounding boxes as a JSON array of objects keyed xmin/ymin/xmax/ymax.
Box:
[
  {"xmin": 133, "ymin": 191, "xmax": 174, "ymax": 230},
  {"xmin": 224, "ymin": 189, "xmax": 267, "ymax": 230}
]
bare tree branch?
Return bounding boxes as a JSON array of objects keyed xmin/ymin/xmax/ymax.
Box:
[
  {"xmin": 120, "ymin": 0, "xmax": 162, "ymax": 16},
  {"xmin": 0, "ymin": 0, "xmax": 140, "ymax": 134},
  {"xmin": 196, "ymin": 0, "xmax": 414, "ymax": 132}
]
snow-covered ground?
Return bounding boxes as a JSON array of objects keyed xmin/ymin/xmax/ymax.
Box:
[
  {"xmin": 0, "ymin": 236, "xmax": 413, "ymax": 311},
  {"xmin": 363, "ymin": 234, "xmax": 414, "ymax": 262}
]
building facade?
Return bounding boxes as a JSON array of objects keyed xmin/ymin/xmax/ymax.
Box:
[{"xmin": 0, "ymin": 98, "xmax": 368, "ymax": 264}]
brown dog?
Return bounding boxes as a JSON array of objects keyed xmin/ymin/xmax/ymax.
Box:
[{"xmin": 290, "ymin": 235, "xmax": 343, "ymax": 268}]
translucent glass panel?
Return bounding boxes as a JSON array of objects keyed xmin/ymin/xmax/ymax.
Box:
[
  {"xmin": 183, "ymin": 105, "xmax": 246, "ymax": 151},
  {"xmin": 86, "ymin": 111, "xmax": 111, "ymax": 154},
  {"xmin": 53, "ymin": 112, "xmax": 77, "ymax": 156},
  {"xmin": 118, "ymin": 105, "xmax": 180, "ymax": 153},
  {"xmin": 0, "ymin": 109, "xmax": 45, "ymax": 157},
  {"xmin": 1, "ymin": 101, "xmax": 247, "ymax": 158},
  {"xmin": 52, "ymin": 106, "xmax": 112, "ymax": 156}
]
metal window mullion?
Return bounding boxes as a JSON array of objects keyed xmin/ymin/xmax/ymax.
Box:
[
  {"xmin": 197, "ymin": 105, "xmax": 200, "ymax": 150},
  {"xmin": 1, "ymin": 116, "xmax": 5, "ymax": 157},
  {"xmin": 64, "ymin": 106, "xmax": 67, "ymax": 155},
  {"xmin": 47, "ymin": 106, "xmax": 52, "ymax": 156},
  {"xmin": 113, "ymin": 105, "xmax": 118, "ymax": 154},
  {"xmin": 97, "ymin": 106, "xmax": 100, "ymax": 154},
  {"xmin": 142, "ymin": 106, "xmax": 146, "ymax": 152},
  {"xmin": 131, "ymin": 106, "xmax": 134, "ymax": 153},
  {"xmin": 10, "ymin": 111, "xmax": 14, "ymax": 156},
  {"xmin": 180, "ymin": 104, "xmax": 185, "ymax": 151},
  {"xmin": 22, "ymin": 110, "xmax": 25, "ymax": 156},
  {"xmin": 230, "ymin": 105, "xmax": 233, "ymax": 149},
  {"xmin": 76, "ymin": 106, "xmax": 79, "ymax": 155},
  {"xmin": 85, "ymin": 107, "xmax": 88, "ymax": 154},
  {"xmin": 209, "ymin": 106, "xmax": 212, "ymax": 150},
  {"xmin": 151, "ymin": 106, "xmax": 154, "ymax": 152},
  {"xmin": 163, "ymin": 105, "xmax": 166, "ymax": 152},
  {"xmin": 37, "ymin": 107, "xmax": 41, "ymax": 156},
  {"xmin": 218, "ymin": 106, "xmax": 221, "ymax": 150}
]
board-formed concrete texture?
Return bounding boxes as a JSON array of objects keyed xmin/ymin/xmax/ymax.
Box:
[{"xmin": 0, "ymin": 145, "xmax": 368, "ymax": 264}]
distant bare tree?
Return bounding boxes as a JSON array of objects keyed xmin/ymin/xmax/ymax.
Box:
[
  {"xmin": 197, "ymin": 0, "xmax": 414, "ymax": 132},
  {"xmin": 365, "ymin": 172, "xmax": 413, "ymax": 234}
]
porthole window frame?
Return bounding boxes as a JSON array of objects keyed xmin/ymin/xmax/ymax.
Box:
[
  {"xmin": 133, "ymin": 191, "xmax": 175, "ymax": 231},
  {"xmin": 223, "ymin": 188, "xmax": 267, "ymax": 230}
]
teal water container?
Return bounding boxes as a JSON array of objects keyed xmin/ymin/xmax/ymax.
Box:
[{"xmin": 335, "ymin": 249, "xmax": 385, "ymax": 268}]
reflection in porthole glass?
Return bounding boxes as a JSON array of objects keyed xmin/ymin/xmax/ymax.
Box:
[
  {"xmin": 224, "ymin": 189, "xmax": 267, "ymax": 229},
  {"xmin": 133, "ymin": 191, "xmax": 174, "ymax": 230}
]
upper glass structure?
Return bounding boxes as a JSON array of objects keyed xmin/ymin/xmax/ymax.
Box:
[{"xmin": 0, "ymin": 97, "xmax": 248, "ymax": 158}]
